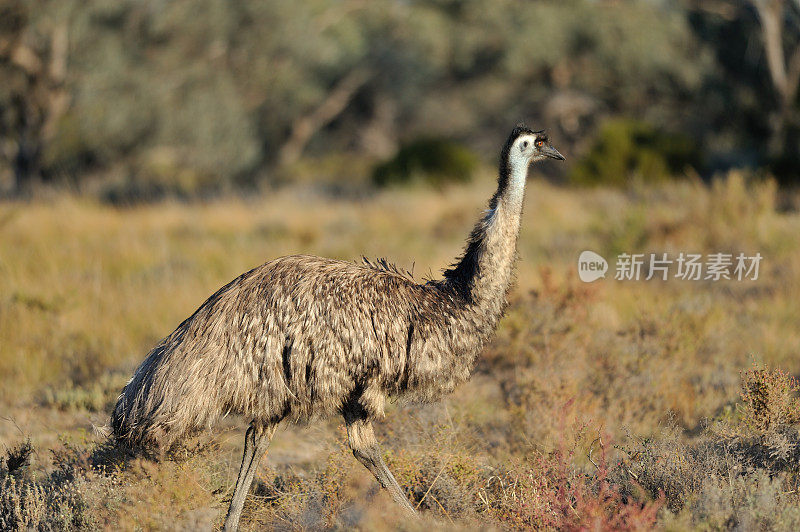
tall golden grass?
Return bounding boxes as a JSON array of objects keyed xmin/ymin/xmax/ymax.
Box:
[{"xmin": 1, "ymin": 171, "xmax": 799, "ymax": 529}]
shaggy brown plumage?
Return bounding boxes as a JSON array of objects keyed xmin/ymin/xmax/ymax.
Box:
[{"xmin": 111, "ymin": 125, "xmax": 564, "ymax": 530}]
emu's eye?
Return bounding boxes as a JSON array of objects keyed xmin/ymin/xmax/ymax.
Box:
[
  {"xmin": 521, "ymin": 141, "xmax": 529, "ymax": 149},
  {"xmin": 535, "ymin": 140, "xmax": 544, "ymax": 148}
]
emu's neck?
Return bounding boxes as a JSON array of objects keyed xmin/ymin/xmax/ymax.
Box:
[{"xmin": 443, "ymin": 156, "xmax": 529, "ymax": 321}]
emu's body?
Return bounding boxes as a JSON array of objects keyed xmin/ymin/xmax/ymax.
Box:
[
  {"xmin": 112, "ymin": 126, "xmax": 563, "ymax": 530},
  {"xmin": 113, "ymin": 255, "xmax": 504, "ymax": 447}
]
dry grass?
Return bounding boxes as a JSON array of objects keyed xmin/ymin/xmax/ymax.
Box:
[{"xmin": 1, "ymin": 170, "xmax": 800, "ymax": 529}]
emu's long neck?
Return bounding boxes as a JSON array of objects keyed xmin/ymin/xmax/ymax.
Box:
[{"xmin": 443, "ymin": 155, "xmax": 529, "ymax": 322}]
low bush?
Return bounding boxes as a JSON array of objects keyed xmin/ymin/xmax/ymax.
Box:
[
  {"xmin": 39, "ymin": 373, "xmax": 129, "ymax": 413},
  {"xmin": 614, "ymin": 364, "xmax": 800, "ymax": 529},
  {"xmin": 570, "ymin": 119, "xmax": 700, "ymax": 186},
  {"xmin": 0, "ymin": 439, "xmax": 95, "ymax": 530},
  {"xmin": 372, "ymin": 138, "xmax": 479, "ymax": 188},
  {"xmin": 740, "ymin": 364, "xmax": 800, "ymax": 433}
]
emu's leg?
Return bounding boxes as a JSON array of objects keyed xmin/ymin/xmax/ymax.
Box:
[
  {"xmin": 224, "ymin": 422, "xmax": 277, "ymax": 531},
  {"xmin": 343, "ymin": 413, "xmax": 417, "ymax": 515}
]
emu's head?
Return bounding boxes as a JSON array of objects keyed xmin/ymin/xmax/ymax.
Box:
[
  {"xmin": 507, "ymin": 126, "xmax": 565, "ymax": 167},
  {"xmin": 500, "ymin": 125, "xmax": 565, "ymax": 188}
]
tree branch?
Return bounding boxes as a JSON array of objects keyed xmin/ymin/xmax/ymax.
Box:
[
  {"xmin": 786, "ymin": 44, "xmax": 800, "ymax": 107},
  {"xmin": 753, "ymin": 0, "xmax": 789, "ymax": 99},
  {"xmin": 278, "ymin": 67, "xmax": 371, "ymax": 167},
  {"xmin": 42, "ymin": 23, "xmax": 69, "ymax": 140}
]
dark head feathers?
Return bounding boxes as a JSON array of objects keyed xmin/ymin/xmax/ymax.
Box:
[
  {"xmin": 510, "ymin": 124, "xmax": 537, "ymax": 140},
  {"xmin": 511, "ymin": 123, "xmax": 545, "ymax": 139}
]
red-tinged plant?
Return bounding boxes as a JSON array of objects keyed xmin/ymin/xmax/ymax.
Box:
[{"xmin": 478, "ymin": 434, "xmax": 662, "ymax": 530}]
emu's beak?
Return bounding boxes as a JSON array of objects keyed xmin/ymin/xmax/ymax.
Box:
[{"xmin": 543, "ymin": 145, "xmax": 565, "ymax": 161}]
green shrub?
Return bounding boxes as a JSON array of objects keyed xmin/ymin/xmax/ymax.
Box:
[
  {"xmin": 570, "ymin": 119, "xmax": 700, "ymax": 186},
  {"xmin": 372, "ymin": 137, "xmax": 479, "ymax": 187}
]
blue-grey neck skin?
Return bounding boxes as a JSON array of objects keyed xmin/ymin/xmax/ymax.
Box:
[{"xmin": 441, "ymin": 126, "xmax": 536, "ymax": 306}]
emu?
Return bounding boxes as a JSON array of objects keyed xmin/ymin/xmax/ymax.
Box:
[{"xmin": 111, "ymin": 125, "xmax": 564, "ymax": 530}]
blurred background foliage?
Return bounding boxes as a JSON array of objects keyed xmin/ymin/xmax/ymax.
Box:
[
  {"xmin": 1, "ymin": 0, "xmax": 799, "ymax": 198},
  {"xmin": 371, "ymin": 137, "xmax": 479, "ymax": 187},
  {"xmin": 569, "ymin": 119, "xmax": 702, "ymax": 186}
]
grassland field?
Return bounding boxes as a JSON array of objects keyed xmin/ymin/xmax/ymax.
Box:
[{"xmin": 1, "ymin": 170, "xmax": 800, "ymax": 530}]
